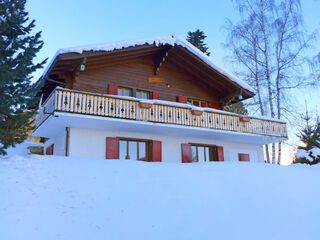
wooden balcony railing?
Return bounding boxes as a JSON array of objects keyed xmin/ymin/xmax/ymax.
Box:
[{"xmin": 35, "ymin": 88, "xmax": 288, "ymax": 138}]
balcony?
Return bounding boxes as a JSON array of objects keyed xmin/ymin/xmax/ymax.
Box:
[{"xmin": 35, "ymin": 87, "xmax": 287, "ymax": 139}]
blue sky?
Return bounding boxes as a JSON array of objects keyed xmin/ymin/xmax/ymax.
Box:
[
  {"xmin": 26, "ymin": 0, "xmax": 320, "ymax": 162},
  {"xmin": 26, "ymin": 0, "xmax": 319, "ymax": 75}
]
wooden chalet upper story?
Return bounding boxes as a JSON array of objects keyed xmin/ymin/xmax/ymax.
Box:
[
  {"xmin": 36, "ymin": 36, "xmax": 287, "ymax": 139},
  {"xmin": 39, "ymin": 36, "xmax": 255, "ymax": 108}
]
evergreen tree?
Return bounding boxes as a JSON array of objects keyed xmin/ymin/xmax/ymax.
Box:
[
  {"xmin": 186, "ymin": 29, "xmax": 210, "ymax": 56},
  {"xmin": 223, "ymin": 102, "xmax": 248, "ymax": 115},
  {"xmin": 0, "ymin": 0, "xmax": 46, "ymax": 155},
  {"xmin": 294, "ymin": 114, "xmax": 320, "ymax": 165}
]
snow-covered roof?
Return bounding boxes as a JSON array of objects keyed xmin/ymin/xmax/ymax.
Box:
[{"xmin": 42, "ymin": 35, "xmax": 255, "ymax": 94}]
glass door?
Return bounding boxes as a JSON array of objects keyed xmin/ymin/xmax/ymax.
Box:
[
  {"xmin": 190, "ymin": 144, "xmax": 217, "ymax": 162},
  {"xmin": 119, "ymin": 139, "xmax": 147, "ymax": 161}
]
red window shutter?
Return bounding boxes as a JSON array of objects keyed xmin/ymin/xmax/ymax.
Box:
[
  {"xmin": 46, "ymin": 144, "xmax": 54, "ymax": 155},
  {"xmin": 108, "ymin": 84, "xmax": 118, "ymax": 95},
  {"xmin": 238, "ymin": 153, "xmax": 250, "ymax": 162},
  {"xmin": 178, "ymin": 95, "xmax": 187, "ymax": 104},
  {"xmin": 152, "ymin": 140, "xmax": 162, "ymax": 162},
  {"xmin": 200, "ymin": 101, "xmax": 207, "ymax": 108},
  {"xmin": 217, "ymin": 146, "xmax": 224, "ymax": 161},
  {"xmin": 106, "ymin": 137, "xmax": 119, "ymax": 159},
  {"xmin": 210, "ymin": 101, "xmax": 219, "ymax": 109},
  {"xmin": 152, "ymin": 91, "xmax": 160, "ymax": 100},
  {"xmin": 181, "ymin": 144, "xmax": 192, "ymax": 163}
]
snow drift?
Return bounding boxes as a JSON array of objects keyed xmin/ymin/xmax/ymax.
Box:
[
  {"xmin": 296, "ymin": 147, "xmax": 320, "ymax": 162},
  {"xmin": 1, "ymin": 143, "xmax": 319, "ymax": 240}
]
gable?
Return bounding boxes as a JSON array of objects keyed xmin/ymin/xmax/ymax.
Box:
[
  {"xmin": 73, "ymin": 56, "xmax": 220, "ymax": 103},
  {"xmin": 39, "ymin": 36, "xmax": 255, "ymax": 104}
]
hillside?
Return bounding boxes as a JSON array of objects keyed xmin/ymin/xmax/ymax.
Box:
[{"xmin": 0, "ymin": 143, "xmax": 319, "ymax": 240}]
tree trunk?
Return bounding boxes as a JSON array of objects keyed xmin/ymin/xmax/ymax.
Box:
[
  {"xmin": 226, "ymin": 0, "xmax": 311, "ymax": 164},
  {"xmin": 265, "ymin": 144, "xmax": 271, "ymax": 163},
  {"xmin": 259, "ymin": 2, "xmax": 275, "ymax": 163},
  {"xmin": 278, "ymin": 142, "xmax": 282, "ymax": 165},
  {"xmin": 271, "ymin": 143, "xmax": 276, "ymax": 164},
  {"xmin": 253, "ymin": 38, "xmax": 265, "ymax": 118}
]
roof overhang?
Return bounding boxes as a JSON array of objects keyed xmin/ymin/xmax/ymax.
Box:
[{"xmin": 39, "ymin": 35, "xmax": 255, "ymax": 103}]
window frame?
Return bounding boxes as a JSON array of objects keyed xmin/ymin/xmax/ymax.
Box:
[
  {"xmin": 187, "ymin": 98, "xmax": 208, "ymax": 107},
  {"xmin": 117, "ymin": 86, "xmax": 133, "ymax": 97},
  {"xmin": 116, "ymin": 85, "xmax": 153, "ymax": 100},
  {"xmin": 135, "ymin": 89, "xmax": 151, "ymax": 99},
  {"xmin": 118, "ymin": 137, "xmax": 150, "ymax": 161},
  {"xmin": 190, "ymin": 143, "xmax": 218, "ymax": 162}
]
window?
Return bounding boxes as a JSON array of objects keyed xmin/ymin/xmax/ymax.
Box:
[
  {"xmin": 119, "ymin": 139, "xmax": 149, "ymax": 161},
  {"xmin": 117, "ymin": 87, "xmax": 151, "ymax": 99},
  {"xmin": 191, "ymin": 144, "xmax": 218, "ymax": 162},
  {"xmin": 136, "ymin": 89, "xmax": 150, "ymax": 99},
  {"xmin": 238, "ymin": 153, "xmax": 250, "ymax": 162},
  {"xmin": 187, "ymin": 98, "xmax": 208, "ymax": 107},
  {"xmin": 117, "ymin": 87, "xmax": 132, "ymax": 97}
]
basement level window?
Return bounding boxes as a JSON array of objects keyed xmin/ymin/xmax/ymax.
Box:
[
  {"xmin": 118, "ymin": 87, "xmax": 132, "ymax": 97},
  {"xmin": 238, "ymin": 153, "xmax": 250, "ymax": 162},
  {"xmin": 119, "ymin": 139, "xmax": 149, "ymax": 161},
  {"xmin": 136, "ymin": 89, "xmax": 150, "ymax": 99},
  {"xmin": 187, "ymin": 98, "xmax": 208, "ymax": 107},
  {"xmin": 191, "ymin": 144, "xmax": 218, "ymax": 162}
]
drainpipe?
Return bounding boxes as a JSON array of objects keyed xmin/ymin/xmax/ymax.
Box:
[{"xmin": 65, "ymin": 127, "xmax": 70, "ymax": 156}]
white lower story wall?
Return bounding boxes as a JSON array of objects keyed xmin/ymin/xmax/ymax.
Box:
[
  {"xmin": 48, "ymin": 127, "xmax": 264, "ymax": 163},
  {"xmin": 44, "ymin": 132, "xmax": 66, "ymax": 156}
]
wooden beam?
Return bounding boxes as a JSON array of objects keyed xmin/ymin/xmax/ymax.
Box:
[
  {"xmin": 53, "ymin": 63, "xmax": 78, "ymax": 71},
  {"xmin": 84, "ymin": 47, "xmax": 162, "ymax": 63},
  {"xmin": 154, "ymin": 46, "xmax": 172, "ymax": 75},
  {"xmin": 175, "ymin": 46, "xmax": 254, "ymax": 96},
  {"xmin": 171, "ymin": 48, "xmax": 236, "ymax": 91},
  {"xmin": 46, "ymin": 78, "xmax": 66, "ymax": 86},
  {"xmin": 168, "ymin": 51, "xmax": 231, "ymax": 94},
  {"xmin": 84, "ymin": 54, "xmax": 154, "ymax": 71},
  {"xmin": 72, "ymin": 57, "xmax": 87, "ymax": 82},
  {"xmin": 62, "ymin": 72, "xmax": 73, "ymax": 89},
  {"xmin": 221, "ymin": 89, "xmax": 241, "ymax": 107},
  {"xmin": 167, "ymin": 58, "xmax": 224, "ymax": 100},
  {"xmin": 58, "ymin": 45, "xmax": 165, "ymax": 61},
  {"xmin": 52, "ymin": 48, "xmax": 162, "ymax": 73}
]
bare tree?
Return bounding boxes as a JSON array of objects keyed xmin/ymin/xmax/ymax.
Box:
[
  {"xmin": 225, "ymin": 0, "xmax": 316, "ymax": 164},
  {"xmin": 310, "ymin": 53, "xmax": 320, "ymax": 83}
]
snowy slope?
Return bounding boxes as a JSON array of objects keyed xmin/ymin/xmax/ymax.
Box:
[
  {"xmin": 2, "ymin": 141, "xmax": 42, "ymax": 158},
  {"xmin": 1, "ymin": 144, "xmax": 320, "ymax": 240}
]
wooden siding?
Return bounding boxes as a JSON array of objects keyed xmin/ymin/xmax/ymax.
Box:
[{"xmin": 72, "ymin": 56, "xmax": 219, "ymax": 103}]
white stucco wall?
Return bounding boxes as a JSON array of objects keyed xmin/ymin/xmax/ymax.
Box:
[
  {"xmin": 44, "ymin": 138, "xmax": 54, "ymax": 155},
  {"xmin": 66, "ymin": 127, "xmax": 264, "ymax": 163},
  {"xmin": 44, "ymin": 132, "xmax": 66, "ymax": 156}
]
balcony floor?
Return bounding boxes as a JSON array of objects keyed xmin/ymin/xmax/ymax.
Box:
[{"xmin": 33, "ymin": 112, "xmax": 286, "ymax": 145}]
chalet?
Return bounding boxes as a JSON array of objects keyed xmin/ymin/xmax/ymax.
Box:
[{"xmin": 33, "ymin": 36, "xmax": 287, "ymax": 162}]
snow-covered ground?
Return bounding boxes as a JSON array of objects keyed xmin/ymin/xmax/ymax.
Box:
[{"xmin": 1, "ymin": 143, "xmax": 320, "ymax": 240}]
